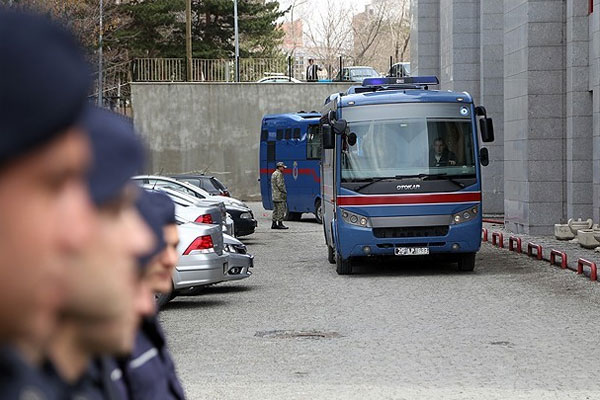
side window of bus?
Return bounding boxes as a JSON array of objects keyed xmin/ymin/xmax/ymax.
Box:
[
  {"xmin": 260, "ymin": 130, "xmax": 268, "ymax": 142},
  {"xmin": 307, "ymin": 125, "xmax": 321, "ymax": 159},
  {"xmin": 293, "ymin": 128, "xmax": 301, "ymax": 140},
  {"xmin": 267, "ymin": 141, "xmax": 276, "ymax": 162},
  {"xmin": 285, "ymin": 128, "xmax": 292, "ymax": 140},
  {"xmin": 276, "ymin": 129, "xmax": 283, "ymax": 140}
]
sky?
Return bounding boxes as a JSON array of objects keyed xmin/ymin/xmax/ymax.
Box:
[{"xmin": 278, "ymin": 0, "xmax": 373, "ymax": 23}]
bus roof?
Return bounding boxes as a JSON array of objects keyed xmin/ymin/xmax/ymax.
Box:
[
  {"xmin": 338, "ymin": 89, "xmax": 474, "ymax": 108},
  {"xmin": 262, "ymin": 112, "xmax": 321, "ymax": 122}
]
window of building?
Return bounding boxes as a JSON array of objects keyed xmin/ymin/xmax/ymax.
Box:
[{"xmin": 307, "ymin": 125, "xmax": 321, "ymax": 159}]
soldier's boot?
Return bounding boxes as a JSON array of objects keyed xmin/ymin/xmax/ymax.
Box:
[
  {"xmin": 271, "ymin": 221, "xmax": 279, "ymax": 229},
  {"xmin": 278, "ymin": 221, "xmax": 289, "ymax": 230}
]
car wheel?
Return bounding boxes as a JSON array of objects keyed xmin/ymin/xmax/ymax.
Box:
[
  {"xmin": 327, "ymin": 244, "xmax": 336, "ymax": 264},
  {"xmin": 314, "ymin": 199, "xmax": 323, "ymax": 225},
  {"xmin": 458, "ymin": 252, "xmax": 476, "ymax": 272},
  {"xmin": 336, "ymin": 252, "xmax": 352, "ymax": 275}
]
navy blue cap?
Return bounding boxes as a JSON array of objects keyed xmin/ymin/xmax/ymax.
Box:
[
  {"xmin": 0, "ymin": 10, "xmax": 91, "ymax": 164},
  {"xmin": 136, "ymin": 190, "xmax": 176, "ymax": 268},
  {"xmin": 85, "ymin": 107, "xmax": 144, "ymax": 206}
]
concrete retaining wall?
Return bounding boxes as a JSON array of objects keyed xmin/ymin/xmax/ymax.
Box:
[{"xmin": 131, "ymin": 83, "xmax": 352, "ymax": 201}]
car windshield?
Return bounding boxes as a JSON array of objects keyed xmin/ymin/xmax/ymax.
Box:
[
  {"xmin": 350, "ymin": 68, "xmax": 379, "ymax": 78},
  {"xmin": 340, "ymin": 103, "xmax": 476, "ymax": 181}
]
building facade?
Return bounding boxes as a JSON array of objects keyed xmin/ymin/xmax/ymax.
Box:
[{"xmin": 411, "ymin": 0, "xmax": 600, "ymax": 235}]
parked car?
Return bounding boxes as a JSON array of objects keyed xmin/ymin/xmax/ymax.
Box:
[
  {"xmin": 334, "ymin": 66, "xmax": 380, "ymax": 82},
  {"xmin": 157, "ymin": 221, "xmax": 227, "ymax": 307},
  {"xmin": 222, "ymin": 233, "xmax": 254, "ymax": 281},
  {"xmin": 257, "ymin": 75, "xmax": 302, "ymax": 83},
  {"xmin": 170, "ymin": 174, "xmax": 232, "ymax": 197},
  {"xmin": 142, "ymin": 186, "xmax": 235, "ymax": 236},
  {"xmin": 133, "ymin": 175, "xmax": 257, "ymax": 236},
  {"xmin": 388, "ymin": 62, "xmax": 410, "ymax": 78}
]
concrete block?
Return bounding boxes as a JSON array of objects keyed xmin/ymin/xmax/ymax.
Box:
[
  {"xmin": 567, "ymin": 181, "xmax": 594, "ymax": 204},
  {"xmin": 528, "ymin": 160, "xmax": 565, "ymax": 182},
  {"xmin": 566, "ymin": 136, "xmax": 594, "ymax": 160},
  {"xmin": 527, "ymin": 70, "xmax": 565, "ymax": 95},
  {"xmin": 528, "ymin": 201, "xmax": 565, "ymax": 226},
  {"xmin": 528, "ymin": 181, "xmax": 563, "ymax": 202},
  {"xmin": 504, "ymin": 2, "xmax": 528, "ymax": 32},
  {"xmin": 528, "ymin": 46, "xmax": 565, "ymax": 71},
  {"xmin": 527, "ymin": 95, "xmax": 565, "ymax": 121},
  {"xmin": 566, "ymin": 41, "xmax": 590, "ymax": 68},
  {"xmin": 528, "ymin": 22, "xmax": 565, "ymax": 47},
  {"xmin": 567, "ymin": 160, "xmax": 594, "ymax": 182},
  {"xmin": 452, "ymin": 33, "xmax": 480, "ymax": 49},
  {"xmin": 566, "ymin": 67, "xmax": 591, "ymax": 93},
  {"xmin": 527, "ymin": 138, "xmax": 563, "ymax": 161},
  {"xmin": 527, "ymin": 1, "xmax": 566, "ymax": 23}
]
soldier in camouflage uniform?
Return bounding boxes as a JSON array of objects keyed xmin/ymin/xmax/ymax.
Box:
[{"xmin": 271, "ymin": 162, "xmax": 289, "ymax": 230}]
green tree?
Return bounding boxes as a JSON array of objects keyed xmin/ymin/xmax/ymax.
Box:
[{"xmin": 192, "ymin": 0, "xmax": 287, "ymax": 58}]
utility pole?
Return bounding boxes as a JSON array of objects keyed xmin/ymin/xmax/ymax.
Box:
[
  {"xmin": 97, "ymin": 0, "xmax": 103, "ymax": 107},
  {"xmin": 186, "ymin": 0, "xmax": 192, "ymax": 81},
  {"xmin": 234, "ymin": 0, "xmax": 239, "ymax": 82}
]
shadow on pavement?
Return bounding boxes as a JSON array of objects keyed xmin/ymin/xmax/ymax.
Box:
[
  {"xmin": 202, "ymin": 284, "xmax": 254, "ymax": 295},
  {"xmin": 162, "ymin": 298, "xmax": 229, "ymax": 310},
  {"xmin": 348, "ymin": 256, "xmax": 470, "ymax": 277}
]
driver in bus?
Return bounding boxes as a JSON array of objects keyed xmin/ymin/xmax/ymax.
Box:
[{"xmin": 429, "ymin": 137, "xmax": 457, "ymax": 167}]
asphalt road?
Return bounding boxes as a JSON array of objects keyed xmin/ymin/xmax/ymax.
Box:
[{"xmin": 160, "ymin": 203, "xmax": 600, "ymax": 399}]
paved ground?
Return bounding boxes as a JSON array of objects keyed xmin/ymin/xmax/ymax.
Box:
[{"xmin": 160, "ymin": 203, "xmax": 600, "ymax": 399}]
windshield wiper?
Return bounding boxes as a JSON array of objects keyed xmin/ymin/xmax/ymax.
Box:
[
  {"xmin": 352, "ymin": 176, "xmax": 397, "ymax": 192},
  {"xmin": 420, "ymin": 173, "xmax": 467, "ymax": 188}
]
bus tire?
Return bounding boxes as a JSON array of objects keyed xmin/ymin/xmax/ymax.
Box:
[
  {"xmin": 336, "ymin": 253, "xmax": 353, "ymax": 275},
  {"xmin": 314, "ymin": 199, "xmax": 323, "ymax": 224},
  {"xmin": 458, "ymin": 252, "xmax": 476, "ymax": 272},
  {"xmin": 327, "ymin": 245, "xmax": 336, "ymax": 264}
]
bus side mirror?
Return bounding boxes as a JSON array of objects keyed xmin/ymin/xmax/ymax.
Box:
[
  {"xmin": 322, "ymin": 124, "xmax": 334, "ymax": 149},
  {"xmin": 479, "ymin": 147, "xmax": 489, "ymax": 166},
  {"xmin": 480, "ymin": 118, "xmax": 494, "ymax": 142},
  {"xmin": 333, "ymin": 119, "xmax": 347, "ymax": 134}
]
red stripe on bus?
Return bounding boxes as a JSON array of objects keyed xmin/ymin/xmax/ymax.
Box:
[
  {"xmin": 260, "ymin": 168, "xmax": 320, "ymax": 183},
  {"xmin": 336, "ymin": 192, "xmax": 481, "ymax": 206}
]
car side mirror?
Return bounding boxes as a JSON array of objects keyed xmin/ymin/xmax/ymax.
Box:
[
  {"xmin": 322, "ymin": 124, "xmax": 334, "ymax": 149},
  {"xmin": 480, "ymin": 118, "xmax": 494, "ymax": 143},
  {"xmin": 333, "ymin": 119, "xmax": 347, "ymax": 135},
  {"xmin": 479, "ymin": 147, "xmax": 489, "ymax": 166}
]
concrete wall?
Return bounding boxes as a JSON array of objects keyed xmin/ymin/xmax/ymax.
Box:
[
  {"xmin": 410, "ymin": 0, "xmax": 441, "ymax": 77},
  {"xmin": 131, "ymin": 83, "xmax": 352, "ymax": 201},
  {"xmin": 592, "ymin": 0, "xmax": 600, "ymax": 221}
]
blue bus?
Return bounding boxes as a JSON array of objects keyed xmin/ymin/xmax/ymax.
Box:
[
  {"xmin": 259, "ymin": 112, "xmax": 323, "ymax": 223},
  {"xmin": 320, "ymin": 77, "xmax": 495, "ymax": 274}
]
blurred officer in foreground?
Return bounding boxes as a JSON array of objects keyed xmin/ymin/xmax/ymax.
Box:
[
  {"xmin": 0, "ymin": 9, "xmax": 94, "ymax": 398},
  {"xmin": 45, "ymin": 108, "xmax": 155, "ymax": 399},
  {"xmin": 271, "ymin": 161, "xmax": 289, "ymax": 230},
  {"xmin": 111, "ymin": 191, "xmax": 186, "ymax": 400}
]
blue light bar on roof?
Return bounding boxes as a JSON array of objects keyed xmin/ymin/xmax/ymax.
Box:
[{"xmin": 362, "ymin": 76, "xmax": 439, "ymax": 86}]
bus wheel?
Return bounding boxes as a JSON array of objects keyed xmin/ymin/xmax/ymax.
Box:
[
  {"xmin": 336, "ymin": 253, "xmax": 353, "ymax": 275},
  {"xmin": 327, "ymin": 245, "xmax": 336, "ymax": 264},
  {"xmin": 314, "ymin": 199, "xmax": 323, "ymax": 224},
  {"xmin": 458, "ymin": 253, "xmax": 476, "ymax": 272}
]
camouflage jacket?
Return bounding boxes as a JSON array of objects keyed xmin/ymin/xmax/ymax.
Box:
[{"xmin": 271, "ymin": 169, "xmax": 287, "ymax": 202}]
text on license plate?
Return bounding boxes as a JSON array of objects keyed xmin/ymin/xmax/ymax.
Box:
[{"xmin": 394, "ymin": 247, "xmax": 429, "ymax": 256}]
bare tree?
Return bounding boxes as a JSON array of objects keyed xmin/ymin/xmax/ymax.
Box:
[
  {"xmin": 351, "ymin": 0, "xmax": 388, "ymax": 66},
  {"xmin": 386, "ymin": 0, "xmax": 410, "ymax": 61},
  {"xmin": 303, "ymin": 0, "xmax": 353, "ymax": 78}
]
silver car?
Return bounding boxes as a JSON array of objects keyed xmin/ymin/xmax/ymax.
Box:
[
  {"xmin": 158, "ymin": 221, "xmax": 228, "ymax": 307},
  {"xmin": 223, "ymin": 233, "xmax": 254, "ymax": 281}
]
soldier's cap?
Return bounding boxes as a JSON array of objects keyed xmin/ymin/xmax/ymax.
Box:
[
  {"xmin": 84, "ymin": 106, "xmax": 144, "ymax": 206},
  {"xmin": 0, "ymin": 10, "xmax": 91, "ymax": 165},
  {"xmin": 276, "ymin": 162, "xmax": 287, "ymax": 168},
  {"xmin": 135, "ymin": 190, "xmax": 176, "ymax": 268}
]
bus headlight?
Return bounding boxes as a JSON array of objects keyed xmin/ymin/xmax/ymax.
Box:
[
  {"xmin": 340, "ymin": 208, "xmax": 371, "ymax": 227},
  {"xmin": 452, "ymin": 205, "xmax": 479, "ymax": 225}
]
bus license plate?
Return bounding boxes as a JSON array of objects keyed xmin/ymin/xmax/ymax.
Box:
[{"xmin": 394, "ymin": 247, "xmax": 429, "ymax": 256}]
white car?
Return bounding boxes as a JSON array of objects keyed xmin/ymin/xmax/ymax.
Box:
[{"xmin": 257, "ymin": 75, "xmax": 302, "ymax": 83}]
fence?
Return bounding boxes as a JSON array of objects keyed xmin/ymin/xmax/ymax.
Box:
[{"xmin": 129, "ymin": 57, "xmax": 357, "ymax": 83}]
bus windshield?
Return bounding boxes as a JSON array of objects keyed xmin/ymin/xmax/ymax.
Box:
[{"xmin": 340, "ymin": 103, "xmax": 476, "ymax": 181}]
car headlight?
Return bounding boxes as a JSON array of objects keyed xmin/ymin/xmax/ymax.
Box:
[
  {"xmin": 240, "ymin": 212, "xmax": 252, "ymax": 219},
  {"xmin": 340, "ymin": 208, "xmax": 370, "ymax": 227},
  {"xmin": 223, "ymin": 244, "xmax": 232, "ymax": 253},
  {"xmin": 452, "ymin": 205, "xmax": 479, "ymax": 224}
]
